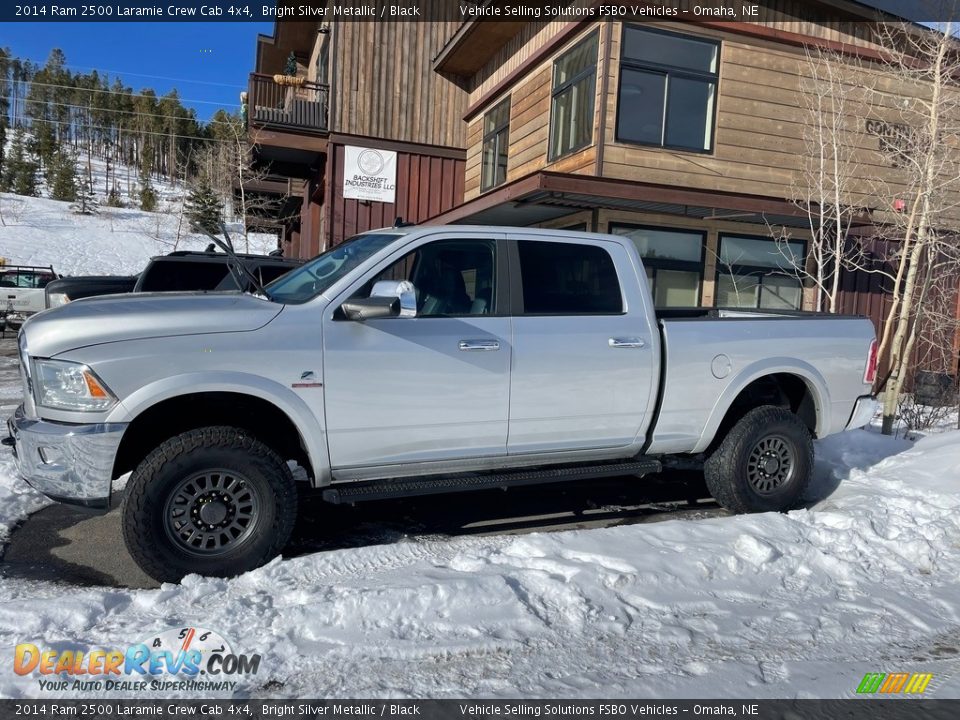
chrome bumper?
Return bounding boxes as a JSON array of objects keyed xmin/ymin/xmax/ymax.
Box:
[
  {"xmin": 846, "ymin": 394, "xmax": 879, "ymax": 430},
  {"xmin": 4, "ymin": 404, "xmax": 127, "ymax": 509}
]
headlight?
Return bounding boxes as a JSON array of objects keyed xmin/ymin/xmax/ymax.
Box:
[
  {"xmin": 34, "ymin": 359, "xmax": 117, "ymax": 412},
  {"xmin": 47, "ymin": 292, "xmax": 70, "ymax": 308}
]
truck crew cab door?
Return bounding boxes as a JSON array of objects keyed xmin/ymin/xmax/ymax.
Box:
[
  {"xmin": 506, "ymin": 236, "xmax": 658, "ymax": 454},
  {"xmin": 322, "ymin": 233, "xmax": 511, "ymax": 472}
]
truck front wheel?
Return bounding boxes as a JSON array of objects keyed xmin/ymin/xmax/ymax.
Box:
[
  {"xmin": 121, "ymin": 426, "xmax": 297, "ymax": 583},
  {"xmin": 703, "ymin": 406, "xmax": 813, "ymax": 514}
]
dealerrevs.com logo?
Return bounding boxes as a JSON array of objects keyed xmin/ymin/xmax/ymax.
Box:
[{"xmin": 14, "ymin": 627, "xmax": 260, "ymax": 693}]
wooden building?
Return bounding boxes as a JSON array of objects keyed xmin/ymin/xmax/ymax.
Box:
[
  {"xmin": 424, "ymin": 3, "xmax": 960, "ymax": 377},
  {"xmin": 247, "ymin": 17, "xmax": 467, "ymax": 257}
]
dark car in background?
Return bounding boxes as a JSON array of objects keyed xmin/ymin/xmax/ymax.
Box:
[{"xmin": 45, "ymin": 250, "xmax": 303, "ymax": 309}]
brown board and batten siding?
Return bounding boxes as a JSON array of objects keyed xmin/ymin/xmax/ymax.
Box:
[
  {"xmin": 325, "ymin": 143, "xmax": 465, "ymax": 250},
  {"xmin": 330, "ymin": 21, "xmax": 466, "ymax": 149},
  {"xmin": 600, "ymin": 24, "xmax": 960, "ymax": 225}
]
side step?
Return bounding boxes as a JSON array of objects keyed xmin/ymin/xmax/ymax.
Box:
[{"xmin": 322, "ymin": 458, "xmax": 662, "ymax": 505}]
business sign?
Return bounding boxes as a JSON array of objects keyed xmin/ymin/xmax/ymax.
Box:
[{"xmin": 343, "ymin": 146, "xmax": 397, "ymax": 203}]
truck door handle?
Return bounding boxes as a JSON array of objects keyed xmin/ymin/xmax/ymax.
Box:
[
  {"xmin": 609, "ymin": 337, "xmax": 646, "ymax": 349},
  {"xmin": 458, "ymin": 340, "xmax": 500, "ymax": 352}
]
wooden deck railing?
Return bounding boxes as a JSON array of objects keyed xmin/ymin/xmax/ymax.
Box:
[{"xmin": 248, "ymin": 73, "xmax": 329, "ymax": 133}]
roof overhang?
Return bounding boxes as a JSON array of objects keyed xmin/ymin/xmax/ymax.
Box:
[
  {"xmin": 255, "ymin": 19, "xmax": 320, "ymax": 75},
  {"xmin": 433, "ymin": 6, "xmax": 527, "ymax": 79},
  {"xmin": 427, "ymin": 171, "xmax": 875, "ymax": 230}
]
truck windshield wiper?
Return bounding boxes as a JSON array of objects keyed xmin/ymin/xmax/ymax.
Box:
[{"xmin": 202, "ymin": 226, "xmax": 272, "ymax": 300}]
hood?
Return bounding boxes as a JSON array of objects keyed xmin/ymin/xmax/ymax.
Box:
[{"xmin": 22, "ymin": 292, "xmax": 284, "ymax": 358}]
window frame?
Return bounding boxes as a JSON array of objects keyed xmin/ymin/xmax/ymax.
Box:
[
  {"xmin": 616, "ymin": 24, "xmax": 720, "ymax": 155},
  {"xmin": 547, "ymin": 31, "xmax": 600, "ymax": 162},
  {"xmin": 608, "ymin": 222, "xmax": 706, "ymax": 307},
  {"xmin": 481, "ymin": 97, "xmax": 511, "ymax": 192},
  {"xmin": 509, "ymin": 238, "xmax": 626, "ymax": 317},
  {"xmin": 714, "ymin": 232, "xmax": 808, "ymax": 310},
  {"xmin": 339, "ymin": 237, "xmax": 510, "ymax": 320}
]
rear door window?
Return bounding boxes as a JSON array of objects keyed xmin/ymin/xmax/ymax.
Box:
[{"xmin": 517, "ymin": 240, "xmax": 622, "ymax": 314}]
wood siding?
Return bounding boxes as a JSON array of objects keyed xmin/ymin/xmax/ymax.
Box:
[
  {"xmin": 331, "ymin": 22, "xmax": 467, "ymax": 148},
  {"xmin": 600, "ymin": 24, "xmax": 960, "ymax": 221},
  {"xmin": 464, "ymin": 26, "xmax": 601, "ymax": 201}
]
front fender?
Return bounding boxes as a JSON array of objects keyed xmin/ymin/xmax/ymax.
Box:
[
  {"xmin": 106, "ymin": 371, "xmax": 331, "ymax": 485},
  {"xmin": 692, "ymin": 358, "xmax": 831, "ymax": 454}
]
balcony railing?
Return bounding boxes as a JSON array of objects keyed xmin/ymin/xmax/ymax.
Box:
[{"xmin": 248, "ymin": 73, "xmax": 329, "ymax": 133}]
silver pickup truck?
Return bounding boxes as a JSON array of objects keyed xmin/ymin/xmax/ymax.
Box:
[{"xmin": 5, "ymin": 226, "xmax": 878, "ymax": 582}]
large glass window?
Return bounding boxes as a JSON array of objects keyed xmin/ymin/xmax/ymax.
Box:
[
  {"xmin": 609, "ymin": 224, "xmax": 704, "ymax": 307},
  {"xmin": 518, "ymin": 240, "xmax": 622, "ymax": 315},
  {"xmin": 481, "ymin": 98, "xmax": 511, "ymax": 191},
  {"xmin": 715, "ymin": 234, "xmax": 805, "ymax": 310},
  {"xmin": 549, "ymin": 32, "xmax": 599, "ymax": 160},
  {"xmin": 617, "ymin": 26, "xmax": 719, "ymax": 152}
]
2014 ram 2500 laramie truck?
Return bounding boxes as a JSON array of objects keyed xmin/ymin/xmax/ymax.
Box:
[{"xmin": 5, "ymin": 226, "xmax": 879, "ymax": 582}]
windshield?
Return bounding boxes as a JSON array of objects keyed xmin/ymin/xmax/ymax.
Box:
[{"xmin": 265, "ymin": 232, "xmax": 402, "ymax": 304}]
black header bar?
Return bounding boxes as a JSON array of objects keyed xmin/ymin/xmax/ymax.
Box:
[{"xmin": 2, "ymin": 0, "xmax": 958, "ymax": 23}]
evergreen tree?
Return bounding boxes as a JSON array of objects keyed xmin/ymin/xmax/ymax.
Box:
[
  {"xmin": 0, "ymin": 47, "xmax": 10, "ymax": 181},
  {"xmin": 139, "ymin": 179, "xmax": 157, "ymax": 212},
  {"xmin": 70, "ymin": 177, "xmax": 99, "ymax": 215},
  {"xmin": 105, "ymin": 186, "xmax": 123, "ymax": 208},
  {"xmin": 1, "ymin": 131, "xmax": 39, "ymax": 196},
  {"xmin": 30, "ymin": 121, "xmax": 57, "ymax": 171},
  {"xmin": 185, "ymin": 177, "xmax": 223, "ymax": 234},
  {"xmin": 138, "ymin": 145, "xmax": 158, "ymax": 211},
  {"xmin": 47, "ymin": 146, "xmax": 78, "ymax": 201}
]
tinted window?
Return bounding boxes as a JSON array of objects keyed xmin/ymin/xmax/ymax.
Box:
[
  {"xmin": 549, "ymin": 33, "xmax": 599, "ymax": 160},
  {"xmin": 716, "ymin": 234, "xmax": 805, "ymax": 310},
  {"xmin": 482, "ymin": 98, "xmax": 511, "ymax": 191},
  {"xmin": 358, "ymin": 240, "xmax": 497, "ymax": 317},
  {"xmin": 622, "ymin": 27, "xmax": 718, "ymax": 73},
  {"xmin": 618, "ymin": 26, "xmax": 719, "ymax": 152},
  {"xmin": 518, "ymin": 241, "xmax": 622, "ymax": 314},
  {"xmin": 137, "ymin": 261, "xmax": 231, "ymax": 292},
  {"xmin": 609, "ymin": 224, "xmax": 704, "ymax": 308}
]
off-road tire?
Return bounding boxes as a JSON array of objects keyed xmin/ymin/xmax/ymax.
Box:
[
  {"xmin": 703, "ymin": 405, "xmax": 813, "ymax": 514},
  {"xmin": 121, "ymin": 426, "xmax": 297, "ymax": 583}
]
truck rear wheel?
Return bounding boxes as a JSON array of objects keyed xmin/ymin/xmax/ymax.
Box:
[
  {"xmin": 121, "ymin": 426, "xmax": 297, "ymax": 583},
  {"xmin": 703, "ymin": 406, "xmax": 813, "ymax": 514}
]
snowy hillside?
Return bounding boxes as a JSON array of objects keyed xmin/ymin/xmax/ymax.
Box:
[
  {"xmin": 0, "ymin": 192, "xmax": 277, "ymax": 276},
  {"xmin": 0, "ymin": 153, "xmax": 278, "ymax": 275}
]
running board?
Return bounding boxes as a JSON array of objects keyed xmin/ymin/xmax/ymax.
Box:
[{"xmin": 321, "ymin": 458, "xmax": 662, "ymax": 505}]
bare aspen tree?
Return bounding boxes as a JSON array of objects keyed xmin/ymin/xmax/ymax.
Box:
[
  {"xmin": 867, "ymin": 20, "xmax": 960, "ymax": 433},
  {"xmin": 793, "ymin": 47, "xmax": 872, "ymax": 313}
]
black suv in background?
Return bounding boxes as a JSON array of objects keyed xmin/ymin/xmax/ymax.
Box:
[{"xmin": 45, "ymin": 250, "xmax": 303, "ymax": 308}]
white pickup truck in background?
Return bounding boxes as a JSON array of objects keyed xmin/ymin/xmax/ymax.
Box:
[
  {"xmin": 0, "ymin": 264, "xmax": 58, "ymax": 336},
  {"xmin": 6, "ymin": 226, "xmax": 879, "ymax": 582}
]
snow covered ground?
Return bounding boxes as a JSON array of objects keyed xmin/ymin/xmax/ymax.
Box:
[
  {"xmin": 0, "ymin": 155, "xmax": 277, "ymax": 276},
  {"xmin": 0, "ymin": 404, "xmax": 957, "ymax": 698},
  {"xmin": 0, "ymin": 187, "xmax": 958, "ymax": 699}
]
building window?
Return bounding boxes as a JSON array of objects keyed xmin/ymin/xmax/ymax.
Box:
[
  {"xmin": 617, "ymin": 26, "xmax": 719, "ymax": 153},
  {"xmin": 517, "ymin": 240, "xmax": 622, "ymax": 315},
  {"xmin": 715, "ymin": 234, "xmax": 805, "ymax": 310},
  {"xmin": 481, "ymin": 98, "xmax": 511, "ymax": 191},
  {"xmin": 609, "ymin": 224, "xmax": 704, "ymax": 307},
  {"xmin": 549, "ymin": 32, "xmax": 599, "ymax": 161}
]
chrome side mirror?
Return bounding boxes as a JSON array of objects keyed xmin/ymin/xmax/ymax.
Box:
[{"xmin": 371, "ymin": 280, "xmax": 417, "ymax": 318}]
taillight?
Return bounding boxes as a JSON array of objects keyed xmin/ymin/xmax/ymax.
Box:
[{"xmin": 863, "ymin": 339, "xmax": 878, "ymax": 384}]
